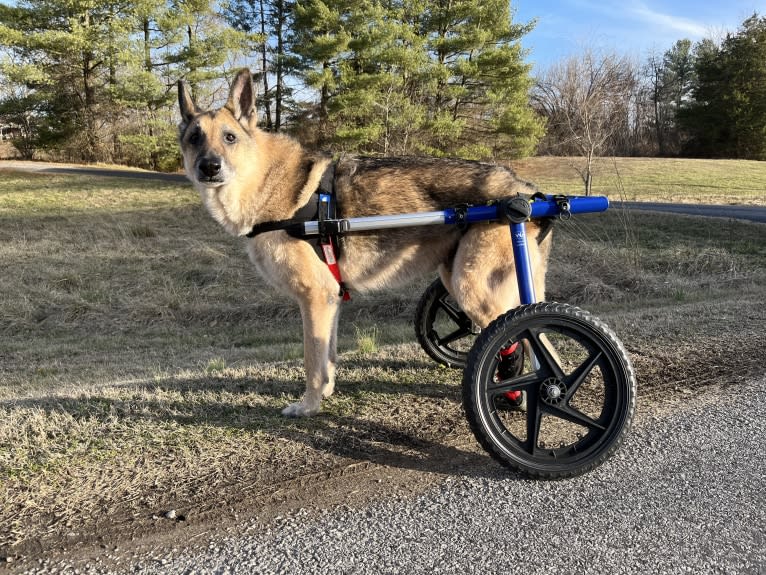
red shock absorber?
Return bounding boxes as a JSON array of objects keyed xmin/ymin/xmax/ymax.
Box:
[{"xmin": 498, "ymin": 342, "xmax": 523, "ymax": 402}]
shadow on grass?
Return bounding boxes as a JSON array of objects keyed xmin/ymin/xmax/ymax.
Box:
[{"xmin": 3, "ymin": 366, "xmax": 502, "ymax": 481}]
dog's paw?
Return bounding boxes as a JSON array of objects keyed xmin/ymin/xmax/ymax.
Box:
[
  {"xmin": 281, "ymin": 400, "xmax": 320, "ymax": 418},
  {"xmin": 321, "ymin": 381, "xmax": 335, "ymax": 399}
]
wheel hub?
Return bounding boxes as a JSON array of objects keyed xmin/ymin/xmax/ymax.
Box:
[{"xmin": 541, "ymin": 378, "xmax": 566, "ymax": 405}]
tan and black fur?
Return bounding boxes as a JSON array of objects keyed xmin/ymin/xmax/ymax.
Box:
[{"xmin": 178, "ymin": 69, "xmax": 553, "ymax": 417}]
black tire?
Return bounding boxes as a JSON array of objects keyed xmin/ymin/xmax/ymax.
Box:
[
  {"xmin": 462, "ymin": 302, "xmax": 636, "ymax": 479},
  {"xmin": 415, "ymin": 278, "xmax": 477, "ymax": 369}
]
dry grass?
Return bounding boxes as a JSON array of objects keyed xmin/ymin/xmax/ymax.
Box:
[
  {"xmin": 0, "ymin": 165, "xmax": 764, "ymax": 555},
  {"xmin": 511, "ymin": 156, "xmax": 766, "ymax": 205},
  {"xmin": 547, "ymin": 210, "xmax": 764, "ymax": 304}
]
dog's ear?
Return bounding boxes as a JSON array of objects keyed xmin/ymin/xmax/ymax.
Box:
[
  {"xmin": 226, "ymin": 69, "xmax": 257, "ymax": 123},
  {"xmin": 178, "ymin": 80, "xmax": 199, "ymax": 127}
]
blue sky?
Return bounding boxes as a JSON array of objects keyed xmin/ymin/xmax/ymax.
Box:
[{"xmin": 513, "ymin": 0, "xmax": 766, "ymax": 72}]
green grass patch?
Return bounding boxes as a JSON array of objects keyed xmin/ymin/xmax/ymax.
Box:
[{"xmin": 354, "ymin": 325, "xmax": 381, "ymax": 354}]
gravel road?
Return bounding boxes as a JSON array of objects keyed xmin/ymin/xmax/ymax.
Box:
[{"xmin": 24, "ymin": 379, "xmax": 765, "ymax": 575}]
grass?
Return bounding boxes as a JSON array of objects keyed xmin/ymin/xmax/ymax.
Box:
[
  {"xmin": 510, "ymin": 156, "xmax": 766, "ymax": 205},
  {"xmin": 0, "ymin": 161, "xmax": 765, "ymax": 556},
  {"xmin": 354, "ymin": 325, "xmax": 381, "ymax": 354}
]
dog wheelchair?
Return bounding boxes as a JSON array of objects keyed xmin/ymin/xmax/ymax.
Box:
[{"xmin": 303, "ymin": 193, "xmax": 636, "ymax": 479}]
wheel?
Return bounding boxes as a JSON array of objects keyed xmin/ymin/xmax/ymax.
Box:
[
  {"xmin": 415, "ymin": 278, "xmax": 478, "ymax": 369},
  {"xmin": 462, "ymin": 302, "xmax": 636, "ymax": 479}
]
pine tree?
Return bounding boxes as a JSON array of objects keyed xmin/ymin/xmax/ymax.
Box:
[
  {"xmin": 225, "ymin": 0, "xmax": 292, "ymax": 131},
  {"xmin": 645, "ymin": 40, "xmax": 696, "ymax": 155},
  {"xmin": 417, "ymin": 0, "xmax": 542, "ymax": 158},
  {"xmin": 675, "ymin": 38, "xmax": 720, "ymax": 156},
  {"xmin": 663, "ymin": 40, "xmax": 696, "ymax": 111},
  {"xmin": 681, "ymin": 14, "xmax": 766, "ymax": 159},
  {"xmin": 116, "ymin": 0, "xmax": 252, "ymax": 169},
  {"xmin": 0, "ymin": 0, "xmax": 251, "ymax": 165},
  {"xmin": 290, "ymin": 0, "xmax": 541, "ymax": 158},
  {"xmin": 724, "ymin": 15, "xmax": 766, "ymax": 159},
  {"xmin": 326, "ymin": 0, "xmax": 430, "ymax": 154},
  {"xmin": 290, "ymin": 0, "xmax": 372, "ymax": 147},
  {"xmin": 0, "ymin": 0, "xmax": 128, "ymax": 160}
]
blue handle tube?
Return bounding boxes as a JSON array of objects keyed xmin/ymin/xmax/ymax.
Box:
[
  {"xmin": 529, "ymin": 195, "xmax": 609, "ymax": 218},
  {"xmin": 443, "ymin": 204, "xmax": 501, "ymax": 225},
  {"xmin": 443, "ymin": 195, "xmax": 609, "ymax": 225}
]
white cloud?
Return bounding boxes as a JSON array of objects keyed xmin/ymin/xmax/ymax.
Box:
[{"xmin": 629, "ymin": 2, "xmax": 710, "ymax": 38}]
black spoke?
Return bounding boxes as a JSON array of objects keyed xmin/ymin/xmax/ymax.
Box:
[
  {"xmin": 545, "ymin": 403, "xmax": 606, "ymax": 432},
  {"xmin": 437, "ymin": 326, "xmax": 473, "ymax": 346},
  {"xmin": 525, "ymin": 391, "xmax": 542, "ymax": 455},
  {"xmin": 526, "ymin": 328, "xmax": 566, "ymax": 380},
  {"xmin": 487, "ymin": 372, "xmax": 540, "ymax": 397},
  {"xmin": 437, "ymin": 296, "xmax": 467, "ymax": 326},
  {"xmin": 564, "ymin": 351, "xmax": 603, "ymax": 401}
]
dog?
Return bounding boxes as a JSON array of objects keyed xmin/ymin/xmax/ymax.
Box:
[{"xmin": 178, "ymin": 69, "xmax": 553, "ymax": 417}]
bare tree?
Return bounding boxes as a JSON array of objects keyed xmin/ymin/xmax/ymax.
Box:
[
  {"xmin": 533, "ymin": 48, "xmax": 638, "ymax": 194},
  {"xmin": 645, "ymin": 49, "xmax": 671, "ymax": 155}
]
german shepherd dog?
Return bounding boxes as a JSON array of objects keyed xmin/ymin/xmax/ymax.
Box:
[{"xmin": 178, "ymin": 69, "xmax": 552, "ymax": 417}]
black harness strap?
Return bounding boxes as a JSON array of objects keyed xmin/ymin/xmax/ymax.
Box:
[
  {"xmin": 244, "ymin": 218, "xmax": 304, "ymax": 237},
  {"xmin": 245, "ymin": 162, "xmax": 336, "ymax": 239}
]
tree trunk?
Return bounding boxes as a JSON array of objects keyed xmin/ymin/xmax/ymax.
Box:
[
  {"xmin": 320, "ymin": 61, "xmax": 330, "ymax": 129},
  {"xmin": 144, "ymin": 18, "xmax": 160, "ymax": 170},
  {"xmin": 258, "ymin": 0, "xmax": 273, "ymax": 130},
  {"xmin": 144, "ymin": 19, "xmax": 152, "ymax": 72},
  {"xmin": 654, "ymin": 83, "xmax": 665, "ymax": 155},
  {"xmin": 274, "ymin": 0, "xmax": 285, "ymax": 130},
  {"xmin": 186, "ymin": 25, "xmax": 197, "ymax": 94},
  {"xmin": 81, "ymin": 10, "xmax": 98, "ymax": 162},
  {"xmin": 584, "ymin": 151, "xmax": 594, "ymax": 195}
]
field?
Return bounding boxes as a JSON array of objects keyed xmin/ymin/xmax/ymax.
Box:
[
  {"xmin": 512, "ymin": 156, "xmax": 766, "ymax": 205},
  {"xmin": 0, "ymin": 159, "xmax": 765, "ymax": 561}
]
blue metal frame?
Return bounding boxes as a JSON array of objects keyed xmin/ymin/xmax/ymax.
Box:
[
  {"xmin": 511, "ymin": 222, "xmax": 537, "ymax": 304},
  {"xmin": 301, "ymin": 194, "xmax": 610, "ymax": 304},
  {"xmin": 444, "ymin": 196, "xmax": 609, "ymax": 304},
  {"xmin": 442, "ymin": 195, "xmax": 609, "ymax": 224},
  {"xmin": 448, "ymin": 196, "xmax": 609, "ymax": 305}
]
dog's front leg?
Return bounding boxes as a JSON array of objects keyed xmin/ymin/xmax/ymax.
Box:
[{"xmin": 282, "ymin": 291, "xmax": 341, "ymax": 417}]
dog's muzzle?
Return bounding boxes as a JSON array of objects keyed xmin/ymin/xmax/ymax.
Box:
[{"xmin": 196, "ymin": 156, "xmax": 224, "ymax": 184}]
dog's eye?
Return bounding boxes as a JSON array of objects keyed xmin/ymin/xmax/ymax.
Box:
[
  {"xmin": 224, "ymin": 132, "xmax": 237, "ymax": 144},
  {"xmin": 188, "ymin": 130, "xmax": 201, "ymax": 146}
]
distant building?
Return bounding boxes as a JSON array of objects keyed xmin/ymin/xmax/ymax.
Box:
[{"xmin": 0, "ymin": 124, "xmax": 22, "ymax": 140}]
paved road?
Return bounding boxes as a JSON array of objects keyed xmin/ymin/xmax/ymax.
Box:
[
  {"xmin": 27, "ymin": 379, "xmax": 766, "ymax": 575},
  {"xmin": 2, "ymin": 160, "xmax": 765, "ymax": 223},
  {"xmin": 0, "ymin": 160, "xmax": 188, "ymax": 183},
  {"xmin": 615, "ymin": 201, "xmax": 766, "ymax": 223}
]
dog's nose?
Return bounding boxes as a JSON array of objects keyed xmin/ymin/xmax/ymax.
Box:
[{"xmin": 199, "ymin": 157, "xmax": 221, "ymax": 178}]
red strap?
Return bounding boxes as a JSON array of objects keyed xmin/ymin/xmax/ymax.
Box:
[{"xmin": 321, "ymin": 239, "xmax": 351, "ymax": 301}]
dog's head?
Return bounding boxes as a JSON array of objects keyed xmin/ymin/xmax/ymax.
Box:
[
  {"xmin": 178, "ymin": 69, "xmax": 264, "ymax": 234},
  {"xmin": 177, "ymin": 69, "xmax": 259, "ymax": 188}
]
